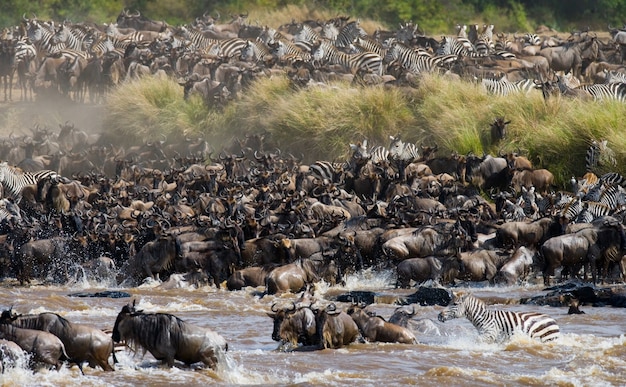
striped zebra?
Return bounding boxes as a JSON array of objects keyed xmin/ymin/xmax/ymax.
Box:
[
  {"xmin": 0, "ymin": 162, "xmax": 59, "ymax": 203},
  {"xmin": 309, "ymin": 160, "xmax": 348, "ymax": 184},
  {"xmin": 51, "ymin": 24, "xmax": 91, "ymax": 52},
  {"xmin": 481, "ymin": 76, "xmax": 540, "ymax": 96},
  {"xmin": 436, "ymin": 36, "xmax": 474, "ymax": 57},
  {"xmin": 384, "ymin": 39, "xmax": 443, "ymax": 74},
  {"xmin": 322, "ymin": 19, "xmax": 366, "ymax": 49},
  {"xmin": 240, "ymin": 40, "xmax": 271, "ymax": 63},
  {"xmin": 268, "ymin": 39, "xmax": 311, "ymax": 64},
  {"xmin": 524, "ymin": 33, "xmax": 541, "ymax": 46},
  {"xmin": 369, "ymin": 145, "xmax": 390, "ymax": 165},
  {"xmin": 0, "ymin": 198, "xmax": 22, "ymax": 223},
  {"xmin": 605, "ymin": 70, "xmax": 626, "ymax": 84},
  {"xmin": 575, "ymin": 201, "xmax": 612, "ymax": 223},
  {"xmin": 586, "ymin": 139, "xmax": 617, "ymax": 174},
  {"xmin": 438, "ymin": 293, "xmax": 560, "ymax": 343},
  {"xmin": 575, "ymin": 82, "xmax": 626, "ymax": 102},
  {"xmin": 311, "ymin": 39, "xmax": 383, "ymax": 76},
  {"xmin": 26, "ymin": 19, "xmax": 66, "ymax": 56},
  {"xmin": 388, "ymin": 135, "xmax": 420, "ymax": 163}
]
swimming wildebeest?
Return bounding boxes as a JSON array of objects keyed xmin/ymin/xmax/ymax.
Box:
[{"xmin": 112, "ymin": 300, "xmax": 228, "ymax": 369}]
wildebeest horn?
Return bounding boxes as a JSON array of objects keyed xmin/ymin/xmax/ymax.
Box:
[{"xmin": 271, "ymin": 302, "xmax": 279, "ymax": 312}]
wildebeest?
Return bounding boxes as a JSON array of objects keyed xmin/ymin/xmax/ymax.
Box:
[
  {"xmin": 0, "ymin": 309, "xmax": 116, "ymax": 372},
  {"xmin": 395, "ymin": 256, "xmax": 444, "ymax": 288},
  {"xmin": 538, "ymin": 37, "xmax": 598, "ymax": 80},
  {"xmin": 276, "ymin": 303, "xmax": 319, "ymax": 350},
  {"xmin": 346, "ymin": 304, "xmax": 417, "ymax": 344},
  {"xmin": 490, "ymin": 117, "xmax": 510, "ymax": 143},
  {"xmin": 0, "ymin": 323, "xmax": 69, "ymax": 371},
  {"xmin": 119, "ymin": 235, "xmax": 178, "ymax": 283},
  {"xmin": 226, "ymin": 264, "xmax": 278, "ymax": 290},
  {"xmin": 313, "ymin": 303, "xmax": 361, "ymax": 349},
  {"xmin": 112, "ymin": 300, "xmax": 228, "ymax": 369},
  {"xmin": 387, "ymin": 305, "xmax": 416, "ymax": 327},
  {"xmin": 495, "ymin": 216, "xmax": 564, "ymax": 249},
  {"xmin": 265, "ymin": 258, "xmax": 341, "ymax": 295},
  {"xmin": 382, "ymin": 221, "xmax": 471, "ymax": 261},
  {"xmin": 493, "ymin": 246, "xmax": 537, "ymax": 285}
]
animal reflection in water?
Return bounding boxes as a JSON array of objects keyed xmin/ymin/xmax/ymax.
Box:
[
  {"xmin": 438, "ymin": 293, "xmax": 560, "ymax": 343},
  {"xmin": 112, "ymin": 300, "xmax": 228, "ymax": 369}
]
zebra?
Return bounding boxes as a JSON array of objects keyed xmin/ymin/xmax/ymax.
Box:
[
  {"xmin": 481, "ymin": 76, "xmax": 540, "ymax": 96},
  {"xmin": 524, "ymin": 33, "xmax": 541, "ymax": 46},
  {"xmin": 369, "ymin": 145, "xmax": 390, "ymax": 165},
  {"xmin": 438, "ymin": 293, "xmax": 561, "ymax": 343},
  {"xmin": 0, "ymin": 162, "xmax": 59, "ymax": 203},
  {"xmin": 240, "ymin": 40, "xmax": 271, "ymax": 63},
  {"xmin": 26, "ymin": 19, "xmax": 66, "ymax": 56},
  {"xmin": 0, "ymin": 198, "xmax": 22, "ymax": 223},
  {"xmin": 311, "ymin": 39, "xmax": 383, "ymax": 76},
  {"xmin": 586, "ymin": 139, "xmax": 617, "ymax": 174},
  {"xmin": 388, "ymin": 135, "xmax": 420, "ymax": 163},
  {"xmin": 605, "ymin": 70, "xmax": 626, "ymax": 84},
  {"xmin": 213, "ymin": 37, "xmax": 248, "ymax": 59},
  {"xmin": 384, "ymin": 39, "xmax": 443, "ymax": 74},
  {"xmin": 309, "ymin": 160, "xmax": 348, "ymax": 185},
  {"xmin": 575, "ymin": 82, "xmax": 626, "ymax": 102},
  {"xmin": 269, "ymin": 39, "xmax": 311, "ymax": 64},
  {"xmin": 575, "ymin": 201, "xmax": 612, "ymax": 223}
]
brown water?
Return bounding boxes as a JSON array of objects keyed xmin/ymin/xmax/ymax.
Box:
[{"xmin": 0, "ymin": 270, "xmax": 625, "ymax": 387}]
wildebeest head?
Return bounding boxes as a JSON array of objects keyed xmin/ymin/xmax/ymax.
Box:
[
  {"xmin": 112, "ymin": 299, "xmax": 142, "ymax": 342},
  {"xmin": 490, "ymin": 117, "xmax": 510, "ymax": 142}
]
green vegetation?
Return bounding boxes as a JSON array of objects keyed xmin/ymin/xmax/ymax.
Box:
[
  {"xmin": 2, "ymin": 0, "xmax": 625, "ymax": 34},
  {"xmin": 104, "ymin": 74, "xmax": 626, "ymax": 189}
]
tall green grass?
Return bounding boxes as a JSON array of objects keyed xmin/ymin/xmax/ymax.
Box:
[{"xmin": 104, "ymin": 73, "xmax": 626, "ymax": 188}]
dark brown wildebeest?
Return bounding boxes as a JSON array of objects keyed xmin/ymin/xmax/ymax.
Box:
[
  {"xmin": 112, "ymin": 300, "xmax": 228, "ymax": 369},
  {"xmin": 346, "ymin": 304, "xmax": 417, "ymax": 344},
  {"xmin": 0, "ymin": 309, "xmax": 116, "ymax": 372}
]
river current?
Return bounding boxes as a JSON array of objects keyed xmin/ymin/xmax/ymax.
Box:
[{"xmin": 0, "ymin": 270, "xmax": 625, "ymax": 387}]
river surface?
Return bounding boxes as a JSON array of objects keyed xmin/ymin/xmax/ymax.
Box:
[{"xmin": 0, "ymin": 270, "xmax": 625, "ymax": 387}]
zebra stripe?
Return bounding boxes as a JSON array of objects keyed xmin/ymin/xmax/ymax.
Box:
[
  {"xmin": 482, "ymin": 77, "xmax": 539, "ymax": 96},
  {"xmin": 269, "ymin": 39, "xmax": 311, "ymax": 63},
  {"xmin": 240, "ymin": 40, "xmax": 271, "ymax": 63},
  {"xmin": 524, "ymin": 33, "xmax": 541, "ymax": 46},
  {"xmin": 312, "ymin": 40, "xmax": 382, "ymax": 76},
  {"xmin": 0, "ymin": 162, "xmax": 58, "ymax": 203},
  {"xmin": 575, "ymin": 82, "xmax": 626, "ymax": 102},
  {"xmin": 438, "ymin": 293, "xmax": 560, "ymax": 343},
  {"xmin": 369, "ymin": 145, "xmax": 390, "ymax": 165},
  {"xmin": 576, "ymin": 201, "xmax": 612, "ymax": 223},
  {"xmin": 309, "ymin": 160, "xmax": 347, "ymax": 184},
  {"xmin": 334, "ymin": 20, "xmax": 367, "ymax": 49},
  {"xmin": 605, "ymin": 70, "xmax": 626, "ymax": 84}
]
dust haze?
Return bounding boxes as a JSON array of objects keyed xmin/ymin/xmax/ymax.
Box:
[{"xmin": 0, "ymin": 96, "xmax": 106, "ymax": 139}]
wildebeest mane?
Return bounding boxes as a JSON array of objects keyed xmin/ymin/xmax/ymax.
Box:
[{"xmin": 123, "ymin": 312, "xmax": 187, "ymax": 355}]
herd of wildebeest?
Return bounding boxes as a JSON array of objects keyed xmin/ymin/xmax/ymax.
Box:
[{"xmin": 2, "ymin": 9, "xmax": 626, "ymax": 374}]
